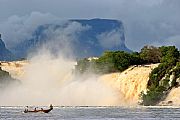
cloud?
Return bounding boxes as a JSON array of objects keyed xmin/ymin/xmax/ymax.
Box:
[
  {"xmin": 165, "ymin": 36, "xmax": 180, "ymax": 49},
  {"xmin": 0, "ymin": 12, "xmax": 60, "ymax": 48},
  {"xmin": 0, "ymin": 12, "xmax": 91, "ymax": 55},
  {"xmin": 0, "ymin": 0, "xmax": 180, "ymax": 51},
  {"xmin": 152, "ymin": 35, "xmax": 180, "ymax": 49},
  {"xmin": 136, "ymin": 0, "xmax": 163, "ymax": 6},
  {"xmin": 118, "ymin": 0, "xmax": 180, "ymax": 51},
  {"xmin": 97, "ymin": 29, "xmax": 124, "ymax": 49}
]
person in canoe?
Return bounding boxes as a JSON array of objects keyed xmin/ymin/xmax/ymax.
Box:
[
  {"xmin": 50, "ymin": 104, "xmax": 53, "ymax": 109},
  {"xmin": 42, "ymin": 104, "xmax": 53, "ymax": 113},
  {"xmin": 34, "ymin": 107, "xmax": 37, "ymax": 112},
  {"xmin": 24, "ymin": 106, "xmax": 28, "ymax": 112},
  {"xmin": 24, "ymin": 104, "xmax": 53, "ymax": 113}
]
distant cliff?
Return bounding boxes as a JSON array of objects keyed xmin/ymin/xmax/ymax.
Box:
[
  {"xmin": 0, "ymin": 35, "xmax": 16, "ymax": 61},
  {"xmin": 11, "ymin": 19, "xmax": 131, "ymax": 58}
]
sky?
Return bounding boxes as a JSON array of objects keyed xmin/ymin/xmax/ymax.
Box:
[{"xmin": 0, "ymin": 0, "xmax": 180, "ymax": 51}]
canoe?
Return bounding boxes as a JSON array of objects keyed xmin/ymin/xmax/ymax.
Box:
[{"xmin": 24, "ymin": 107, "xmax": 53, "ymax": 113}]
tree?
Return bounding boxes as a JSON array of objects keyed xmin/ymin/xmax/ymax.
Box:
[
  {"xmin": 160, "ymin": 46, "xmax": 179, "ymax": 64},
  {"xmin": 140, "ymin": 45, "xmax": 162, "ymax": 63}
]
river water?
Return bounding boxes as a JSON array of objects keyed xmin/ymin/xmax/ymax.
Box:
[{"xmin": 1, "ymin": 106, "xmax": 180, "ymax": 120}]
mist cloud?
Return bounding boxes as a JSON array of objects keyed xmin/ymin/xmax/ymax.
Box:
[
  {"xmin": 0, "ymin": 12, "xmax": 60, "ymax": 48},
  {"xmin": 97, "ymin": 29, "xmax": 123, "ymax": 49},
  {"xmin": 0, "ymin": 50, "xmax": 119, "ymax": 106},
  {"xmin": 30, "ymin": 21, "xmax": 91, "ymax": 58}
]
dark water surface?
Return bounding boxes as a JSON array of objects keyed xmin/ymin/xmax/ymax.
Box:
[{"xmin": 1, "ymin": 106, "xmax": 180, "ymax": 120}]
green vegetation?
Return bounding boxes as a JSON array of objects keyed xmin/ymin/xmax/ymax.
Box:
[
  {"xmin": 75, "ymin": 45, "xmax": 180, "ymax": 106},
  {"xmin": 0, "ymin": 67, "xmax": 19, "ymax": 88},
  {"xmin": 75, "ymin": 45, "xmax": 170, "ymax": 74},
  {"xmin": 140, "ymin": 46, "xmax": 162, "ymax": 63},
  {"xmin": 140, "ymin": 46, "xmax": 180, "ymax": 105},
  {"xmin": 75, "ymin": 51, "xmax": 144, "ymax": 74},
  {"xmin": 0, "ymin": 67, "xmax": 11, "ymax": 79}
]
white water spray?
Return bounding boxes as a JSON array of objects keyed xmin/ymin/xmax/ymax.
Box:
[{"xmin": 0, "ymin": 50, "xmax": 119, "ymax": 106}]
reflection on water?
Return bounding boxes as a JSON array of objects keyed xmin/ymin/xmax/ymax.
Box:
[{"xmin": 1, "ymin": 106, "xmax": 180, "ymax": 120}]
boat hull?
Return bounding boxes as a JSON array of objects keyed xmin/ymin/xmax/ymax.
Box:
[{"xmin": 24, "ymin": 108, "xmax": 53, "ymax": 113}]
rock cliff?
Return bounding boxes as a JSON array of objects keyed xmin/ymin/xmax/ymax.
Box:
[{"xmin": 0, "ymin": 34, "xmax": 16, "ymax": 61}]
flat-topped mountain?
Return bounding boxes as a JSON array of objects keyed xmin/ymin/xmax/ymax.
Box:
[{"xmin": 11, "ymin": 19, "xmax": 131, "ymax": 58}]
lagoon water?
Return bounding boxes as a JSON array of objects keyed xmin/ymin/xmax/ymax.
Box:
[{"xmin": 1, "ymin": 106, "xmax": 180, "ymax": 120}]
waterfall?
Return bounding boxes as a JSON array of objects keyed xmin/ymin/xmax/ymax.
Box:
[
  {"xmin": 99, "ymin": 64, "xmax": 159, "ymax": 105},
  {"xmin": 0, "ymin": 58, "xmax": 159, "ymax": 106}
]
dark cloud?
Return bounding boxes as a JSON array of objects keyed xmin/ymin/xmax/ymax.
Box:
[{"xmin": 0, "ymin": 0, "xmax": 179, "ymax": 51}]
